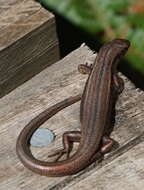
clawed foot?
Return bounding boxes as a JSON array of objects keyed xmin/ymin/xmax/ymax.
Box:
[
  {"xmin": 78, "ymin": 62, "xmax": 93, "ymax": 75},
  {"xmin": 48, "ymin": 148, "xmax": 70, "ymax": 162},
  {"xmin": 85, "ymin": 62, "xmax": 93, "ymax": 69}
]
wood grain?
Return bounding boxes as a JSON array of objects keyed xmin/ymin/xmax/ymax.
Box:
[
  {"xmin": 0, "ymin": 45, "xmax": 143, "ymax": 190},
  {"xmin": 0, "ymin": 0, "xmax": 52, "ymax": 50},
  {"xmin": 0, "ymin": 0, "xmax": 60, "ymax": 97},
  {"xmin": 0, "ymin": 46, "xmax": 92, "ymax": 190},
  {"xmin": 63, "ymin": 141, "xmax": 144, "ymax": 190}
]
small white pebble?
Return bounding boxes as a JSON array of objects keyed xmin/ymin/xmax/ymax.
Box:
[{"xmin": 30, "ymin": 128, "xmax": 55, "ymax": 147}]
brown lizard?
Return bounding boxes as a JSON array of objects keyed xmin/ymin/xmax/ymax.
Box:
[{"xmin": 16, "ymin": 38, "xmax": 130, "ymax": 176}]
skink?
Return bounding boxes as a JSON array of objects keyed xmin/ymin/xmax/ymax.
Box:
[{"xmin": 16, "ymin": 38, "xmax": 130, "ymax": 176}]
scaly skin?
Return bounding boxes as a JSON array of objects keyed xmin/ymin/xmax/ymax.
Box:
[{"xmin": 16, "ymin": 39, "xmax": 130, "ymax": 176}]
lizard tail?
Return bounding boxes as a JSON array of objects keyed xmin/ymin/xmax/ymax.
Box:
[{"xmin": 16, "ymin": 95, "xmax": 96, "ymax": 176}]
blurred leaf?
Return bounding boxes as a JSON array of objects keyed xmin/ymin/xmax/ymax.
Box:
[
  {"xmin": 37, "ymin": 0, "xmax": 104, "ymax": 33},
  {"xmin": 36, "ymin": 0, "xmax": 144, "ymax": 73},
  {"xmin": 127, "ymin": 13, "xmax": 144, "ymax": 28}
]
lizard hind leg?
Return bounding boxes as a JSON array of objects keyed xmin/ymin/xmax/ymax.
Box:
[
  {"xmin": 89, "ymin": 136, "xmax": 115, "ymax": 163},
  {"xmin": 48, "ymin": 131, "xmax": 81, "ymax": 162},
  {"xmin": 100, "ymin": 136, "xmax": 114, "ymax": 154}
]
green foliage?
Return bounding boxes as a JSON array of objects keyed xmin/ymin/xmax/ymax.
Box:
[{"xmin": 36, "ymin": 0, "xmax": 144, "ymax": 73}]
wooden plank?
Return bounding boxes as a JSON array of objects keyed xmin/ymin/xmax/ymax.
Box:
[
  {"xmin": 0, "ymin": 0, "xmax": 52, "ymax": 50},
  {"xmin": 0, "ymin": 44, "xmax": 59, "ymax": 98},
  {"xmin": 63, "ymin": 141, "xmax": 144, "ymax": 190},
  {"xmin": 0, "ymin": 45, "xmax": 93, "ymax": 190},
  {"xmin": 0, "ymin": 0, "xmax": 60, "ymax": 97},
  {"xmin": 0, "ymin": 45, "xmax": 144, "ymax": 190},
  {"xmin": 49, "ymin": 76, "xmax": 144, "ymax": 190}
]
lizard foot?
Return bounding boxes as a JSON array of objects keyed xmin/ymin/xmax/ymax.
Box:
[
  {"xmin": 48, "ymin": 148, "xmax": 70, "ymax": 162},
  {"xmin": 78, "ymin": 62, "xmax": 93, "ymax": 75},
  {"xmin": 48, "ymin": 131, "xmax": 81, "ymax": 162}
]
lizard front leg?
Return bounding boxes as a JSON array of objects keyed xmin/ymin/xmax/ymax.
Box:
[
  {"xmin": 78, "ymin": 63, "xmax": 93, "ymax": 75},
  {"xmin": 113, "ymin": 74, "xmax": 124, "ymax": 94}
]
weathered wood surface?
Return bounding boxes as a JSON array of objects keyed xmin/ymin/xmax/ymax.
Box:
[
  {"xmin": 63, "ymin": 142, "xmax": 144, "ymax": 190},
  {"xmin": 0, "ymin": 0, "xmax": 60, "ymax": 98},
  {"xmin": 0, "ymin": 45, "xmax": 143, "ymax": 190}
]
